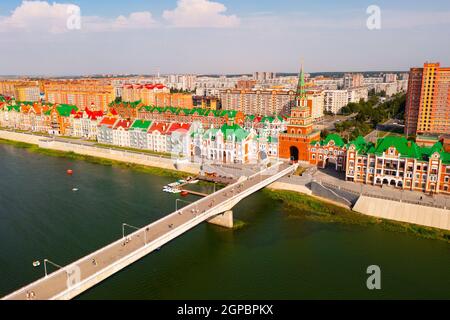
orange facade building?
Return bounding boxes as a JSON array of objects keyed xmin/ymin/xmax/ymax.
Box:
[
  {"xmin": 43, "ymin": 80, "xmax": 115, "ymax": 112},
  {"xmin": 405, "ymin": 62, "xmax": 450, "ymax": 136},
  {"xmin": 279, "ymin": 66, "xmax": 321, "ymax": 161}
]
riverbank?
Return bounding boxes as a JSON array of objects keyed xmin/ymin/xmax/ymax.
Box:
[
  {"xmin": 0, "ymin": 138, "xmax": 190, "ymax": 180},
  {"xmin": 264, "ymin": 189, "xmax": 450, "ymax": 243},
  {"xmin": 1, "ymin": 132, "xmax": 449, "ymax": 242}
]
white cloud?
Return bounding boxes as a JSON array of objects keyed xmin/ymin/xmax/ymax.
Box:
[
  {"xmin": 0, "ymin": 0, "xmax": 77, "ymax": 33},
  {"xmin": 0, "ymin": 1, "xmax": 156, "ymax": 33},
  {"xmin": 163, "ymin": 0, "xmax": 240, "ymax": 28}
]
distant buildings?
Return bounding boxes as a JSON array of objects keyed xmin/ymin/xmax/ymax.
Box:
[
  {"xmin": 307, "ymin": 90, "xmax": 325, "ymax": 121},
  {"xmin": 122, "ymin": 83, "xmax": 193, "ymax": 109},
  {"xmin": 236, "ymin": 80, "xmax": 256, "ymax": 90},
  {"xmin": 43, "ymin": 80, "xmax": 115, "ymax": 112},
  {"xmin": 347, "ymin": 86, "xmax": 369, "ymax": 103},
  {"xmin": 343, "ymin": 73, "xmax": 364, "ymax": 89},
  {"xmin": 323, "ymin": 90, "xmax": 349, "ymax": 114},
  {"xmin": 0, "ymin": 80, "xmax": 41, "ymax": 102},
  {"xmin": 220, "ymin": 89, "xmax": 296, "ymax": 116},
  {"xmin": 167, "ymin": 74, "xmax": 197, "ymax": 91},
  {"xmin": 121, "ymin": 84, "xmax": 169, "ymax": 105},
  {"xmin": 192, "ymin": 96, "xmax": 220, "ymax": 110},
  {"xmin": 384, "ymin": 73, "xmax": 398, "ymax": 83},
  {"xmin": 253, "ymin": 72, "xmax": 276, "ymax": 81},
  {"xmin": 405, "ymin": 62, "xmax": 450, "ymax": 136}
]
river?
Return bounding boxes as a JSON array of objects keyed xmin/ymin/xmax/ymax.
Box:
[{"xmin": 0, "ymin": 143, "xmax": 449, "ymax": 299}]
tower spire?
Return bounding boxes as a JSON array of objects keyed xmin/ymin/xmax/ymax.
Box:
[{"xmin": 296, "ymin": 59, "xmax": 307, "ymax": 107}]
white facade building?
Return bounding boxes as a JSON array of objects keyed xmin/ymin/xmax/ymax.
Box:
[{"xmin": 324, "ymin": 90, "xmax": 349, "ymax": 114}]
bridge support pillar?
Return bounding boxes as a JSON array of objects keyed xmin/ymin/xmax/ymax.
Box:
[{"xmin": 207, "ymin": 210, "xmax": 233, "ymax": 229}]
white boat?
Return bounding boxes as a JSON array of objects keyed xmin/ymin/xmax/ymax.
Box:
[
  {"xmin": 168, "ymin": 182, "xmax": 180, "ymax": 187},
  {"xmin": 172, "ymin": 189, "xmax": 182, "ymax": 194},
  {"xmin": 32, "ymin": 261, "xmax": 40, "ymax": 267},
  {"xmin": 178, "ymin": 180, "xmax": 186, "ymax": 183},
  {"xmin": 189, "ymin": 180, "xmax": 199, "ymax": 184},
  {"xmin": 72, "ymin": 188, "xmax": 79, "ymax": 192}
]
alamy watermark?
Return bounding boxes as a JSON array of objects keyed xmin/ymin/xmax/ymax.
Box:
[
  {"xmin": 366, "ymin": 265, "xmax": 381, "ymax": 290},
  {"xmin": 66, "ymin": 5, "xmax": 82, "ymax": 30},
  {"xmin": 366, "ymin": 5, "xmax": 381, "ymax": 30}
]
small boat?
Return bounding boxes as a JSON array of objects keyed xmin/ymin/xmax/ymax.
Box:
[
  {"xmin": 172, "ymin": 189, "xmax": 181, "ymax": 194},
  {"xmin": 32, "ymin": 261, "xmax": 40, "ymax": 267},
  {"xmin": 189, "ymin": 180, "xmax": 199, "ymax": 184},
  {"xmin": 178, "ymin": 179, "xmax": 186, "ymax": 183},
  {"xmin": 163, "ymin": 187, "xmax": 172, "ymax": 193},
  {"xmin": 66, "ymin": 169, "xmax": 73, "ymax": 175},
  {"xmin": 181, "ymin": 191, "xmax": 189, "ymax": 197},
  {"xmin": 72, "ymin": 188, "xmax": 79, "ymax": 192},
  {"xmin": 168, "ymin": 182, "xmax": 180, "ymax": 187}
]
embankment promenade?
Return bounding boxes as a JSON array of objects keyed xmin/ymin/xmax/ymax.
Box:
[
  {"xmin": 0, "ymin": 129, "xmax": 200, "ymax": 175},
  {"xmin": 1, "ymin": 129, "xmax": 449, "ymax": 233}
]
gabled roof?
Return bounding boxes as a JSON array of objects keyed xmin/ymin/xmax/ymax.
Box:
[
  {"xmin": 148, "ymin": 122, "xmax": 170, "ymax": 134},
  {"xmin": 130, "ymin": 119, "xmax": 152, "ymax": 130},
  {"xmin": 56, "ymin": 104, "xmax": 78, "ymax": 117},
  {"xmin": 167, "ymin": 122, "xmax": 191, "ymax": 134},
  {"xmin": 348, "ymin": 135, "xmax": 450, "ymax": 164},
  {"xmin": 312, "ymin": 133, "xmax": 346, "ymax": 147},
  {"xmin": 98, "ymin": 117, "xmax": 117, "ymax": 128},
  {"xmin": 113, "ymin": 119, "xmax": 132, "ymax": 130}
]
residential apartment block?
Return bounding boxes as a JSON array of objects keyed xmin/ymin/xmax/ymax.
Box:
[
  {"xmin": 343, "ymin": 73, "xmax": 364, "ymax": 89},
  {"xmin": 220, "ymin": 89, "xmax": 296, "ymax": 116},
  {"xmin": 323, "ymin": 90, "xmax": 349, "ymax": 114},
  {"xmin": 405, "ymin": 62, "xmax": 450, "ymax": 136},
  {"xmin": 0, "ymin": 80, "xmax": 41, "ymax": 101},
  {"xmin": 43, "ymin": 80, "xmax": 115, "ymax": 112}
]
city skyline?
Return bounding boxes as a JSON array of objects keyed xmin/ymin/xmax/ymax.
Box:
[{"xmin": 0, "ymin": 0, "xmax": 449, "ymax": 75}]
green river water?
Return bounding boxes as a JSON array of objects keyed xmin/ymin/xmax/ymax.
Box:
[{"xmin": 0, "ymin": 143, "xmax": 449, "ymax": 299}]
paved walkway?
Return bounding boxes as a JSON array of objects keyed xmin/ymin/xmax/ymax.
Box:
[{"xmin": 289, "ymin": 167, "xmax": 449, "ymax": 209}]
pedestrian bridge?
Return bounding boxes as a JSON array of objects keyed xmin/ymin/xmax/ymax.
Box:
[{"xmin": 2, "ymin": 161, "xmax": 297, "ymax": 300}]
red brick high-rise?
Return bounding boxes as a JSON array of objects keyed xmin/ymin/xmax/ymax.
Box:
[{"xmin": 405, "ymin": 62, "xmax": 450, "ymax": 136}]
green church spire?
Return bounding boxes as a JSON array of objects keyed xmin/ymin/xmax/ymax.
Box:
[{"xmin": 296, "ymin": 61, "xmax": 307, "ymax": 106}]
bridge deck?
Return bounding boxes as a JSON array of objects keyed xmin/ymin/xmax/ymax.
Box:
[{"xmin": 2, "ymin": 162, "xmax": 294, "ymax": 300}]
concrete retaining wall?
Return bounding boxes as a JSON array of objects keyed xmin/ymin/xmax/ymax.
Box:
[
  {"xmin": 268, "ymin": 181, "xmax": 312, "ymax": 195},
  {"xmin": 0, "ymin": 130, "xmax": 200, "ymax": 175},
  {"xmin": 311, "ymin": 181, "xmax": 353, "ymax": 207},
  {"xmin": 353, "ymin": 196, "xmax": 450, "ymax": 231},
  {"xmin": 0, "ymin": 130, "xmax": 44, "ymax": 145}
]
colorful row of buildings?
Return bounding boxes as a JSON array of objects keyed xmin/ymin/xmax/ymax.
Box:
[
  {"xmin": 0, "ymin": 99, "xmax": 285, "ymax": 163},
  {"xmin": 308, "ymin": 134, "xmax": 450, "ymax": 195}
]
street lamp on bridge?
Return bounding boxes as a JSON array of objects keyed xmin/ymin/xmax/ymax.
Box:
[
  {"xmin": 43, "ymin": 259, "xmax": 63, "ymax": 277},
  {"xmin": 122, "ymin": 223, "xmax": 147, "ymax": 245}
]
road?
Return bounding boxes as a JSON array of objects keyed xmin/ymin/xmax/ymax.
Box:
[
  {"xmin": 3, "ymin": 162, "xmax": 293, "ymax": 300},
  {"xmin": 364, "ymin": 118, "xmax": 405, "ymax": 143},
  {"xmin": 314, "ymin": 113, "xmax": 357, "ymax": 131}
]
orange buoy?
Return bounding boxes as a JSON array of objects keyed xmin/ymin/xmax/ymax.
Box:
[{"xmin": 67, "ymin": 169, "xmax": 73, "ymax": 175}]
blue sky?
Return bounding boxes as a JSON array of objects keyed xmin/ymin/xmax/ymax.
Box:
[{"xmin": 0, "ymin": 0, "xmax": 449, "ymax": 75}]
